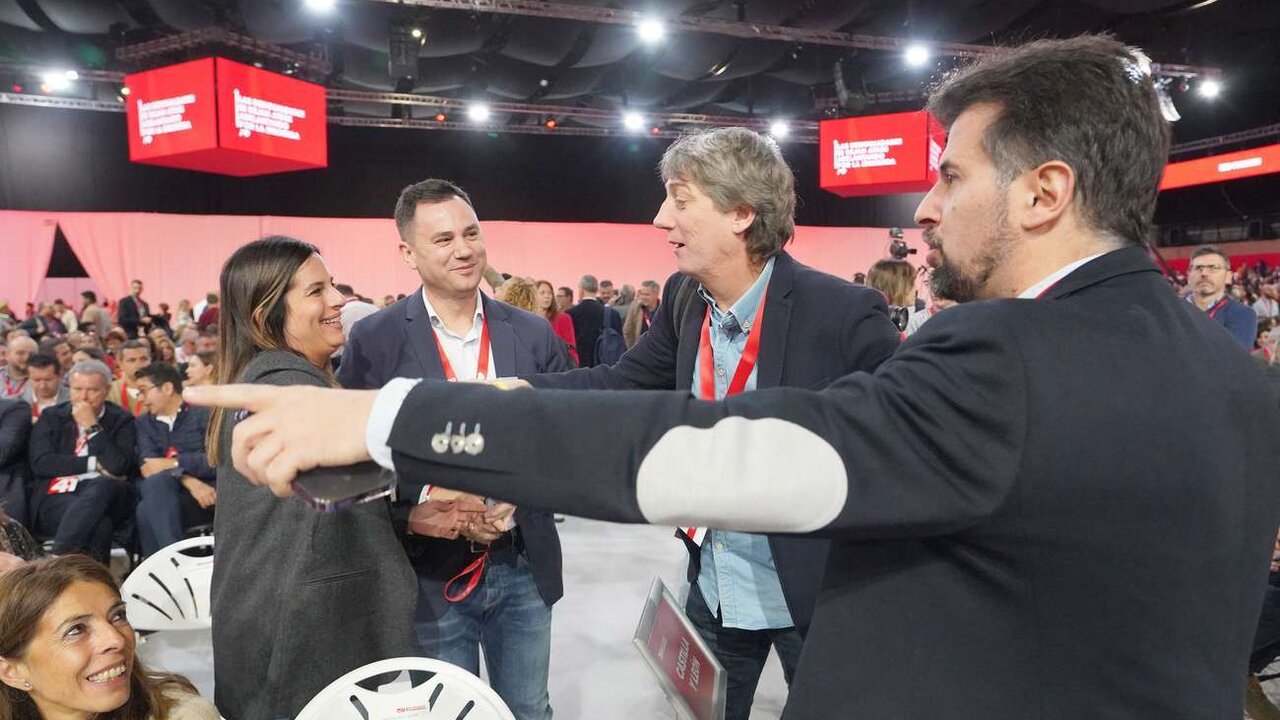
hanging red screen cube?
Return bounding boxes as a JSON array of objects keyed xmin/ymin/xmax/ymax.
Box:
[
  {"xmin": 125, "ymin": 57, "xmax": 327, "ymax": 177},
  {"xmin": 819, "ymin": 110, "xmax": 945, "ymax": 197}
]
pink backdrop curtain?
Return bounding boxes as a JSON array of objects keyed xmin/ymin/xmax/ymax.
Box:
[
  {"xmin": 0, "ymin": 211, "xmax": 58, "ymax": 309},
  {"xmin": 5, "ymin": 210, "xmax": 935, "ymax": 308}
]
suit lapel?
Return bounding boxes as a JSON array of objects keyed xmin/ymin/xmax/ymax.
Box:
[
  {"xmin": 403, "ymin": 289, "xmax": 446, "ymax": 379},
  {"xmin": 675, "ymin": 286, "xmax": 702, "ymax": 392},
  {"xmin": 482, "ymin": 295, "xmax": 519, "ymax": 377},
  {"xmin": 755, "ymin": 252, "xmax": 794, "ymax": 389}
]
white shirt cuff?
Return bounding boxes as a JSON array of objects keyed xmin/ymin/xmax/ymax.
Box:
[{"xmin": 366, "ymin": 378, "xmax": 423, "ymax": 472}]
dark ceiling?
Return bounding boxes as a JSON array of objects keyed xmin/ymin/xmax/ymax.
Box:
[{"xmin": 0, "ymin": 0, "xmax": 1276, "ymax": 144}]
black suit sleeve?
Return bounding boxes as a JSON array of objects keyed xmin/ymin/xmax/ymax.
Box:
[
  {"xmin": 385, "ymin": 302, "xmax": 1026, "ymax": 540},
  {"xmin": 840, "ymin": 289, "xmax": 903, "ymax": 376},
  {"xmin": 118, "ymin": 298, "xmax": 138, "ymax": 331},
  {"xmin": 91, "ymin": 415, "xmax": 137, "ymax": 478},
  {"xmin": 523, "ymin": 274, "xmax": 683, "ymax": 391},
  {"xmin": 0, "ymin": 401, "xmax": 31, "ymax": 468},
  {"xmin": 30, "ymin": 415, "xmax": 90, "ymax": 478}
]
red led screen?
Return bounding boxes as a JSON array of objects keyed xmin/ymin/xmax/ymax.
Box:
[
  {"xmin": 124, "ymin": 58, "xmax": 327, "ymax": 177},
  {"xmin": 1160, "ymin": 144, "xmax": 1280, "ymax": 191},
  {"xmin": 819, "ymin": 110, "xmax": 944, "ymax": 197}
]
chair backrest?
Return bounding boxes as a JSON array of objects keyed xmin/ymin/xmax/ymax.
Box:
[
  {"xmin": 119, "ymin": 535, "xmax": 214, "ymax": 631},
  {"xmin": 294, "ymin": 656, "xmax": 516, "ymax": 720}
]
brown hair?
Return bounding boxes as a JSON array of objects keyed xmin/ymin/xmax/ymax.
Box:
[
  {"xmin": 393, "ymin": 179, "xmax": 473, "ymax": 243},
  {"xmin": 867, "ymin": 259, "xmax": 917, "ymax": 307},
  {"xmin": 926, "ymin": 34, "xmax": 1170, "ymax": 245},
  {"xmin": 207, "ymin": 236, "xmax": 332, "ymax": 465},
  {"xmin": 535, "ymin": 280, "xmax": 559, "ymax": 321},
  {"xmin": 0, "ymin": 556, "xmax": 197, "ymax": 720}
]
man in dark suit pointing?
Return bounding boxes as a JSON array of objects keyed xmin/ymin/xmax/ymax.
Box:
[{"xmin": 189, "ymin": 36, "xmax": 1280, "ymax": 720}]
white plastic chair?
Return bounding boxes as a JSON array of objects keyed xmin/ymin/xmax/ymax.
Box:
[
  {"xmin": 294, "ymin": 657, "xmax": 516, "ymax": 720},
  {"xmin": 119, "ymin": 535, "xmax": 215, "ymax": 631}
]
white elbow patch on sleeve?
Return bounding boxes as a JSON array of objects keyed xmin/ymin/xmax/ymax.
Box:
[{"xmin": 636, "ymin": 417, "xmax": 847, "ymax": 533}]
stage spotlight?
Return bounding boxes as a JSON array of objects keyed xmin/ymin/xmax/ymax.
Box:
[
  {"xmin": 637, "ymin": 19, "xmax": 665, "ymax": 44},
  {"xmin": 468, "ymin": 103, "xmax": 491, "ymax": 122},
  {"xmin": 623, "ymin": 112, "xmax": 644, "ymax": 131},
  {"xmin": 434, "ymin": 112, "xmax": 447, "ymax": 122},
  {"xmin": 650, "ymin": 126, "xmax": 661, "ymax": 136},
  {"xmin": 411, "ymin": 27, "xmax": 423, "ymax": 39},
  {"xmin": 544, "ymin": 117, "xmax": 557, "ymax": 129},
  {"xmin": 1198, "ymin": 78, "xmax": 1222, "ymax": 99},
  {"xmin": 10, "ymin": 83, "xmax": 22, "ymax": 93},
  {"xmin": 770, "ymin": 120, "xmax": 790, "ymax": 139},
  {"xmin": 304, "ymin": 0, "xmax": 336, "ymax": 13},
  {"xmin": 120, "ymin": 86, "xmax": 131, "ymax": 96},
  {"xmin": 905, "ymin": 44, "xmax": 930, "ymax": 68}
]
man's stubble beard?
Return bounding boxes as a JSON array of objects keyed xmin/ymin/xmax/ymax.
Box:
[{"xmin": 928, "ymin": 203, "xmax": 1017, "ymax": 304}]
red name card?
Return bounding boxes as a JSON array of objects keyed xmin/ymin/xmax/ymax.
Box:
[
  {"xmin": 634, "ymin": 578, "xmax": 726, "ymax": 720},
  {"xmin": 820, "ymin": 110, "xmax": 945, "ymax": 197},
  {"xmin": 125, "ymin": 57, "xmax": 327, "ymax": 177}
]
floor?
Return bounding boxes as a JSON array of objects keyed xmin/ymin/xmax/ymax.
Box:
[{"xmin": 139, "ymin": 517, "xmax": 789, "ymax": 718}]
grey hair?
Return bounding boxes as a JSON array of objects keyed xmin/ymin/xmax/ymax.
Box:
[
  {"xmin": 659, "ymin": 127, "xmax": 796, "ymax": 261},
  {"xmin": 68, "ymin": 359, "xmax": 112, "ymax": 386},
  {"xmin": 579, "ymin": 275, "xmax": 599, "ymax": 293}
]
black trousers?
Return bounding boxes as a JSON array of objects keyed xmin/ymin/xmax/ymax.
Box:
[
  {"xmin": 685, "ymin": 580, "xmax": 805, "ymax": 720},
  {"xmin": 35, "ymin": 477, "xmax": 134, "ymax": 563}
]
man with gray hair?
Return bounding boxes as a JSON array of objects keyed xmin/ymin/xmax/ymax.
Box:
[
  {"xmin": 29, "ymin": 359, "xmax": 137, "ymax": 562},
  {"xmin": 515, "ymin": 126, "xmax": 900, "ymax": 717},
  {"xmin": 566, "ymin": 273, "xmax": 620, "ymax": 368}
]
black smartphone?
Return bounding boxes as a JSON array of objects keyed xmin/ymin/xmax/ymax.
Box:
[{"xmin": 291, "ymin": 462, "xmax": 397, "ymax": 513}]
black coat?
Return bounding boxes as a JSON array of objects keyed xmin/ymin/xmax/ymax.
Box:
[
  {"xmin": 117, "ymin": 295, "xmax": 149, "ymax": 338},
  {"xmin": 379, "ymin": 247, "xmax": 1280, "ymax": 719},
  {"xmin": 338, "ymin": 291, "xmax": 568, "ymax": 607},
  {"xmin": 524, "ymin": 252, "xmax": 901, "ymax": 632},
  {"xmin": 28, "ymin": 401, "xmax": 136, "ymax": 522},
  {"xmin": 0, "ymin": 399, "xmax": 31, "ymax": 526},
  {"xmin": 566, "ymin": 297, "xmax": 620, "ymax": 368}
]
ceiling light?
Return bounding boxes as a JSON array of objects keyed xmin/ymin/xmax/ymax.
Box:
[
  {"xmin": 770, "ymin": 120, "xmax": 790, "ymax": 139},
  {"xmin": 40, "ymin": 71, "xmax": 72, "ymax": 92},
  {"xmin": 544, "ymin": 117, "xmax": 557, "ymax": 129},
  {"xmin": 905, "ymin": 44, "xmax": 930, "ymax": 68},
  {"xmin": 468, "ymin": 103, "xmax": 491, "ymax": 122},
  {"xmin": 1198, "ymin": 78, "xmax": 1222, "ymax": 99},
  {"xmin": 63, "ymin": 70, "xmax": 78, "ymax": 81},
  {"xmin": 120, "ymin": 86, "xmax": 131, "ymax": 96},
  {"xmin": 410, "ymin": 27, "xmax": 423, "ymax": 39},
  {"xmin": 623, "ymin": 112, "xmax": 644, "ymax": 131},
  {"xmin": 434, "ymin": 112, "xmax": 447, "ymax": 122},
  {"xmin": 650, "ymin": 126, "xmax": 662, "ymax": 136},
  {"xmin": 304, "ymin": 0, "xmax": 336, "ymax": 12},
  {"xmin": 637, "ymin": 19, "xmax": 665, "ymax": 44}
]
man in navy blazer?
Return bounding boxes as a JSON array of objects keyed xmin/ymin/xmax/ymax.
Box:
[
  {"xmin": 524, "ymin": 128, "xmax": 899, "ymax": 718},
  {"xmin": 338, "ymin": 179, "xmax": 564, "ymax": 720},
  {"xmin": 191, "ymin": 36, "xmax": 1280, "ymax": 719}
]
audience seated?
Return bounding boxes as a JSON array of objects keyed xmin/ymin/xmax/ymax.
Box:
[
  {"xmin": 0, "ymin": 555, "xmax": 219, "ymax": 719},
  {"xmin": 28, "ymin": 360, "xmax": 136, "ymax": 563},
  {"xmin": 183, "ymin": 351, "xmax": 216, "ymax": 387},
  {"xmin": 19, "ymin": 354, "xmax": 68, "ymax": 421},
  {"xmin": 110, "ymin": 340, "xmax": 151, "ymax": 417},
  {"xmin": 0, "ymin": 399, "xmax": 31, "ymax": 528},
  {"xmin": 133, "ymin": 363, "xmax": 215, "ymax": 557}
]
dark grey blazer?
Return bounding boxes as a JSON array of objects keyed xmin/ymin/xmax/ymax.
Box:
[{"xmin": 210, "ymin": 350, "xmax": 417, "ymax": 720}]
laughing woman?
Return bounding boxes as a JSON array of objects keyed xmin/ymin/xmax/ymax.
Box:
[
  {"xmin": 0, "ymin": 555, "xmax": 217, "ymax": 720},
  {"xmin": 206, "ymin": 236, "xmax": 417, "ymax": 720}
]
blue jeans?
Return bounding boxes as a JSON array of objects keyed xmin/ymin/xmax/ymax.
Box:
[
  {"xmin": 686, "ymin": 580, "xmax": 804, "ymax": 720},
  {"xmin": 414, "ymin": 552, "xmax": 553, "ymax": 720},
  {"xmin": 135, "ymin": 472, "xmax": 214, "ymax": 557}
]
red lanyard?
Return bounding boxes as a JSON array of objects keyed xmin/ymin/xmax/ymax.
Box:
[
  {"xmin": 444, "ymin": 553, "xmax": 488, "ymax": 603},
  {"xmin": 3, "ymin": 376, "xmax": 26, "ymax": 396},
  {"xmin": 434, "ymin": 317, "xmax": 492, "ymax": 382},
  {"xmin": 1206, "ymin": 297, "xmax": 1229, "ymax": 320},
  {"xmin": 698, "ymin": 288, "xmax": 768, "ymax": 400}
]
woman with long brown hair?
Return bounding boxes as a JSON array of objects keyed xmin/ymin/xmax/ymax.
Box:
[
  {"xmin": 536, "ymin": 279, "xmax": 578, "ymax": 366},
  {"xmin": 0, "ymin": 555, "xmax": 217, "ymax": 719},
  {"xmin": 205, "ymin": 236, "xmax": 417, "ymax": 720}
]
